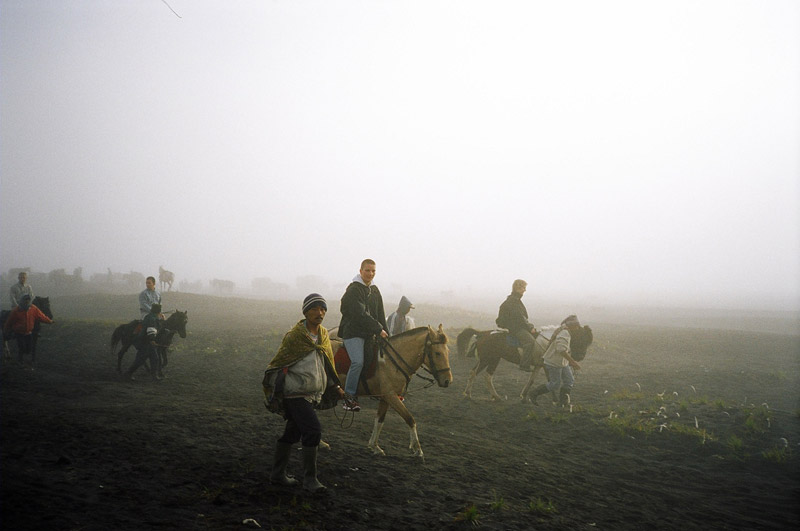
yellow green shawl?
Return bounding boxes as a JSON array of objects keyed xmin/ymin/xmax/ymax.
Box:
[{"xmin": 267, "ymin": 320, "xmax": 336, "ymax": 375}]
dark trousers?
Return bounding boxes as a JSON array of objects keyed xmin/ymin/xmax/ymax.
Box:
[
  {"xmin": 128, "ymin": 343, "xmax": 160, "ymax": 377},
  {"xmin": 15, "ymin": 334, "xmax": 33, "ymax": 362},
  {"xmin": 278, "ymin": 397, "xmax": 322, "ymax": 447}
]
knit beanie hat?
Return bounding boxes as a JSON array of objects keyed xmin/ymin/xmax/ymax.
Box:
[{"xmin": 302, "ymin": 293, "xmax": 327, "ymax": 314}]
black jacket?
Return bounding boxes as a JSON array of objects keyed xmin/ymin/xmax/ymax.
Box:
[
  {"xmin": 496, "ymin": 293, "xmax": 534, "ymax": 333},
  {"xmin": 338, "ymin": 281, "xmax": 387, "ymax": 339}
]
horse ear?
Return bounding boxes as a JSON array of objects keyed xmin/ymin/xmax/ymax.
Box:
[{"xmin": 437, "ymin": 323, "xmax": 444, "ymax": 333}]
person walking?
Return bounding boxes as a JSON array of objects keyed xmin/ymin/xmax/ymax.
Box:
[
  {"xmin": 528, "ymin": 315, "xmax": 583, "ymax": 406},
  {"xmin": 3, "ymin": 294, "xmax": 53, "ymax": 366},
  {"xmin": 263, "ymin": 294, "xmax": 344, "ymax": 492}
]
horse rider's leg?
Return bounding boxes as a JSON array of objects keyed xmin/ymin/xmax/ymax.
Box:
[
  {"xmin": 515, "ymin": 329, "xmax": 536, "ymax": 372},
  {"xmin": 343, "ymin": 337, "xmax": 365, "ymax": 399},
  {"xmin": 368, "ymin": 400, "xmax": 391, "ymax": 456}
]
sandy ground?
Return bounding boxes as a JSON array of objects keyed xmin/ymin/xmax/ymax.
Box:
[{"xmin": 2, "ymin": 297, "xmax": 799, "ymax": 530}]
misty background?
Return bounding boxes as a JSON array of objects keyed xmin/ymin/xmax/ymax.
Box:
[{"xmin": 1, "ymin": 1, "xmax": 798, "ymax": 317}]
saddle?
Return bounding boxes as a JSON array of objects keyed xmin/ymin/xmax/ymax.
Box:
[{"xmin": 487, "ymin": 329, "xmax": 521, "ymax": 348}]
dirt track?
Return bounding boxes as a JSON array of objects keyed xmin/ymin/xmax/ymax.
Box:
[{"xmin": 2, "ymin": 299, "xmax": 799, "ymax": 530}]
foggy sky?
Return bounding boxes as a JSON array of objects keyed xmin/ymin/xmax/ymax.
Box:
[{"xmin": 1, "ymin": 1, "xmax": 798, "ymax": 311}]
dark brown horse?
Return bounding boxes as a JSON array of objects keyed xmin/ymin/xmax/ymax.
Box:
[
  {"xmin": 111, "ymin": 310, "xmax": 188, "ymax": 373},
  {"xmin": 459, "ymin": 325, "xmax": 593, "ymax": 401},
  {"xmin": 2, "ymin": 296, "xmax": 53, "ymax": 362}
]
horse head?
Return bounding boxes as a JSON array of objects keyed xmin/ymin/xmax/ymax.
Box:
[
  {"xmin": 167, "ymin": 310, "xmax": 188, "ymax": 339},
  {"xmin": 424, "ymin": 324, "xmax": 452, "ymax": 387},
  {"xmin": 569, "ymin": 325, "xmax": 593, "ymax": 361},
  {"xmin": 33, "ymin": 296, "xmax": 53, "ymax": 320}
]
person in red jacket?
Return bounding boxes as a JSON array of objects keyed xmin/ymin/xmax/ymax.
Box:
[{"xmin": 3, "ymin": 294, "xmax": 53, "ymax": 365}]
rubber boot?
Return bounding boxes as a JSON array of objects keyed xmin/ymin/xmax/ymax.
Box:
[
  {"xmin": 302, "ymin": 445, "xmax": 326, "ymax": 492},
  {"xmin": 270, "ymin": 442, "xmax": 299, "ymax": 487},
  {"xmin": 528, "ymin": 384, "xmax": 549, "ymax": 404},
  {"xmin": 559, "ymin": 387, "xmax": 571, "ymax": 407}
]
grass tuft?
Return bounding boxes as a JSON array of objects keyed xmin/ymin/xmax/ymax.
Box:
[
  {"xmin": 454, "ymin": 504, "xmax": 480, "ymax": 525},
  {"xmin": 528, "ymin": 497, "xmax": 557, "ymax": 515},
  {"xmin": 489, "ymin": 489, "xmax": 506, "ymax": 511}
]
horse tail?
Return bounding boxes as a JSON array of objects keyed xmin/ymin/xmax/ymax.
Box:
[{"xmin": 456, "ymin": 327, "xmax": 480, "ymax": 357}]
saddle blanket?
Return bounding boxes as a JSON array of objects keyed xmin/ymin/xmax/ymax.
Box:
[{"xmin": 334, "ymin": 344, "xmax": 379, "ymax": 380}]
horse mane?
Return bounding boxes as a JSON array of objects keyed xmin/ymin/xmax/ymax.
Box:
[
  {"xmin": 390, "ymin": 326, "xmax": 429, "ymax": 340},
  {"xmin": 391, "ymin": 326, "xmax": 448, "ymax": 343},
  {"xmin": 571, "ymin": 325, "xmax": 593, "ymax": 350}
]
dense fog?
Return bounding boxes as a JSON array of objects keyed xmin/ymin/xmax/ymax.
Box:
[{"xmin": 2, "ymin": 1, "xmax": 798, "ymax": 312}]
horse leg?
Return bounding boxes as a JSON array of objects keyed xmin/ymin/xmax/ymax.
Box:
[
  {"xmin": 520, "ymin": 368, "xmax": 537, "ymax": 402},
  {"xmin": 367, "ymin": 400, "xmax": 391, "ymax": 456},
  {"xmin": 463, "ymin": 359, "xmax": 487, "ymax": 399},
  {"xmin": 484, "ymin": 359, "xmax": 503, "ymax": 400},
  {"xmin": 385, "ymin": 395, "xmax": 422, "ymax": 458},
  {"xmin": 484, "ymin": 371, "xmax": 504, "ymax": 401},
  {"xmin": 117, "ymin": 344, "xmax": 131, "ymax": 373},
  {"xmin": 520, "ymin": 366, "xmax": 543, "ymax": 401}
]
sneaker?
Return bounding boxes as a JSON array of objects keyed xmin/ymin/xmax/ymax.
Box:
[{"xmin": 342, "ymin": 399, "xmax": 361, "ymax": 412}]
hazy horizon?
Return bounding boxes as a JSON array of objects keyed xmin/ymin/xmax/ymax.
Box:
[{"xmin": 2, "ymin": 1, "xmax": 798, "ymax": 312}]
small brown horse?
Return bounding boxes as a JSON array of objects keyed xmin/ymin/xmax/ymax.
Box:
[
  {"xmin": 459, "ymin": 325, "xmax": 593, "ymax": 401},
  {"xmin": 333, "ymin": 325, "xmax": 452, "ymax": 457}
]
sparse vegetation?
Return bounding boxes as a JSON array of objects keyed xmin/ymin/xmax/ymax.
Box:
[
  {"xmin": 610, "ymin": 389, "xmax": 644, "ymax": 400},
  {"xmin": 528, "ymin": 497, "xmax": 557, "ymax": 515},
  {"xmin": 726, "ymin": 435, "xmax": 743, "ymax": 452},
  {"xmin": 489, "ymin": 490, "xmax": 506, "ymax": 511},
  {"xmin": 762, "ymin": 446, "xmax": 788, "ymax": 463},
  {"xmin": 454, "ymin": 504, "xmax": 480, "ymax": 525},
  {"xmin": 744, "ymin": 407, "xmax": 773, "ymax": 435}
]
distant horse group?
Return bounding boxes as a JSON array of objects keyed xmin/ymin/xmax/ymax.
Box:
[{"xmin": 2, "ymin": 296, "xmax": 53, "ymax": 363}]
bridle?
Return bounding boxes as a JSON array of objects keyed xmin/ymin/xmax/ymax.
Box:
[{"xmin": 379, "ymin": 332, "xmax": 451, "ymax": 387}]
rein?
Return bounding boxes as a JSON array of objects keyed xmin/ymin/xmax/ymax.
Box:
[{"xmin": 379, "ymin": 333, "xmax": 451, "ymax": 387}]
